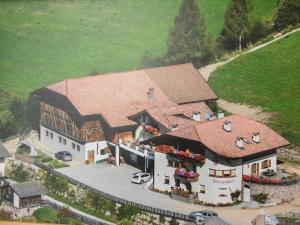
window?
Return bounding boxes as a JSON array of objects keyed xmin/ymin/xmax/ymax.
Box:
[
  {"xmin": 164, "ymin": 176, "xmax": 170, "ymax": 184},
  {"xmin": 167, "ymin": 160, "xmax": 181, "ymax": 168},
  {"xmin": 46, "ymin": 130, "xmax": 49, "ymax": 137},
  {"xmin": 72, "ymin": 143, "xmax": 75, "ymax": 149},
  {"xmin": 50, "ymin": 133, "xmax": 53, "ymax": 139},
  {"xmin": 219, "ymin": 188, "xmax": 227, "ymax": 197},
  {"xmin": 209, "ymin": 169, "xmax": 236, "ymax": 177},
  {"xmin": 200, "ymin": 185, "xmax": 205, "ymax": 194},
  {"xmin": 209, "ymin": 169, "xmax": 215, "ymax": 176},
  {"xmin": 224, "ymin": 170, "xmax": 231, "ymax": 177},
  {"xmin": 59, "ymin": 137, "xmax": 62, "ymax": 143},
  {"xmin": 231, "ymin": 169, "xmax": 236, "ymax": 177},
  {"xmin": 262, "ymin": 160, "xmax": 271, "ymax": 169},
  {"xmin": 76, "ymin": 145, "xmax": 80, "ymax": 151},
  {"xmin": 63, "ymin": 139, "xmax": 66, "ymax": 145},
  {"xmin": 100, "ymin": 149, "xmax": 105, "ymax": 155},
  {"xmin": 216, "ymin": 170, "xmax": 223, "ymax": 177}
]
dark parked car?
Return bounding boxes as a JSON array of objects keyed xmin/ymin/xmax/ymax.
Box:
[
  {"xmin": 262, "ymin": 169, "xmax": 276, "ymax": 177},
  {"xmin": 55, "ymin": 151, "xmax": 72, "ymax": 161}
]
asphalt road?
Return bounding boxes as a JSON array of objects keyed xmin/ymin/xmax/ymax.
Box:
[{"xmin": 58, "ymin": 163, "xmax": 230, "ymax": 225}]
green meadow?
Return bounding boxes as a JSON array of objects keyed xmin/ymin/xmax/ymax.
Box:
[
  {"xmin": 0, "ymin": 0, "xmax": 279, "ymax": 101},
  {"xmin": 209, "ymin": 31, "xmax": 300, "ymax": 145}
]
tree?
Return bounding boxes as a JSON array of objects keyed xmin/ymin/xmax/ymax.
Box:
[
  {"xmin": 27, "ymin": 95, "xmax": 40, "ymax": 131},
  {"xmin": 117, "ymin": 204, "xmax": 140, "ymax": 221},
  {"xmin": 0, "ymin": 111, "xmax": 17, "ymax": 139},
  {"xmin": 9, "ymin": 97, "xmax": 24, "ymax": 120},
  {"xmin": 218, "ymin": 0, "xmax": 253, "ymax": 51},
  {"xmin": 274, "ymin": 0, "xmax": 300, "ymax": 31},
  {"xmin": 142, "ymin": 0, "xmax": 215, "ymax": 68},
  {"xmin": 165, "ymin": 0, "xmax": 214, "ymax": 67}
]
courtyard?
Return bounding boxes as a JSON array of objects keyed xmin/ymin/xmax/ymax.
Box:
[{"xmin": 57, "ymin": 163, "xmax": 300, "ymax": 225}]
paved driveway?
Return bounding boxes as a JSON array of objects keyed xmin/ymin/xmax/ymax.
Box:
[{"xmin": 57, "ymin": 163, "xmax": 232, "ymax": 225}]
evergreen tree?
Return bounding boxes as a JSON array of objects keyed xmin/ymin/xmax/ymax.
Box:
[
  {"xmin": 218, "ymin": 0, "xmax": 253, "ymax": 51},
  {"xmin": 164, "ymin": 0, "xmax": 214, "ymax": 67},
  {"xmin": 274, "ymin": 0, "xmax": 300, "ymax": 31},
  {"xmin": 141, "ymin": 0, "xmax": 214, "ymax": 68}
]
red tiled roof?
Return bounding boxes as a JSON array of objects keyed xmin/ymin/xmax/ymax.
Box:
[
  {"xmin": 46, "ymin": 64, "xmax": 217, "ymax": 127},
  {"xmin": 144, "ymin": 102, "xmax": 212, "ymax": 130},
  {"xmin": 167, "ymin": 115, "xmax": 289, "ymax": 158}
]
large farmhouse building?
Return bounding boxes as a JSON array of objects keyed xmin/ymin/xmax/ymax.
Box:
[
  {"xmin": 32, "ymin": 64, "xmax": 217, "ymax": 165},
  {"xmin": 143, "ymin": 115, "xmax": 289, "ymax": 204}
]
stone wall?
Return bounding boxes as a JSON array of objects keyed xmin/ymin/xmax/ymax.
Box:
[
  {"xmin": 0, "ymin": 204, "xmax": 40, "ymax": 219},
  {"xmin": 249, "ymin": 182, "xmax": 300, "ymax": 204},
  {"xmin": 277, "ymin": 147, "xmax": 300, "ymax": 161}
]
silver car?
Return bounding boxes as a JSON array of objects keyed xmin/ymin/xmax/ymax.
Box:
[{"xmin": 55, "ymin": 151, "xmax": 72, "ymax": 161}]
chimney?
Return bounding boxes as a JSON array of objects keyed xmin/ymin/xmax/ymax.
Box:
[
  {"xmin": 205, "ymin": 111, "xmax": 211, "ymax": 120},
  {"xmin": 192, "ymin": 112, "xmax": 201, "ymax": 121},
  {"xmin": 252, "ymin": 132, "xmax": 260, "ymax": 143},
  {"xmin": 223, "ymin": 121, "xmax": 232, "ymax": 132},
  {"xmin": 217, "ymin": 111, "xmax": 224, "ymax": 119},
  {"xmin": 236, "ymin": 137, "xmax": 244, "ymax": 149},
  {"xmin": 148, "ymin": 88, "xmax": 155, "ymax": 101}
]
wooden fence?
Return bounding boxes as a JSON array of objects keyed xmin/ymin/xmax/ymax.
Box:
[
  {"xmin": 43, "ymin": 198, "xmax": 115, "ymax": 225},
  {"xmin": 34, "ymin": 160, "xmax": 191, "ymax": 222}
]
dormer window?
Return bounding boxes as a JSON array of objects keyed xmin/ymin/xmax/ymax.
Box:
[
  {"xmin": 236, "ymin": 137, "xmax": 244, "ymax": 149},
  {"xmin": 223, "ymin": 121, "xmax": 232, "ymax": 132}
]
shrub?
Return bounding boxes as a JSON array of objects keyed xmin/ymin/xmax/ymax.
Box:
[
  {"xmin": 169, "ymin": 218, "xmax": 179, "ymax": 225},
  {"xmin": 57, "ymin": 207, "xmax": 70, "ymax": 224},
  {"xmin": 230, "ymin": 189, "xmax": 241, "ymax": 202},
  {"xmin": 117, "ymin": 219, "xmax": 134, "ymax": 225},
  {"xmin": 159, "ymin": 215, "xmax": 166, "ymax": 224},
  {"xmin": 0, "ymin": 209, "xmax": 12, "ymax": 220},
  {"xmin": 253, "ymin": 193, "xmax": 268, "ymax": 203},
  {"xmin": 117, "ymin": 204, "xmax": 140, "ymax": 221},
  {"xmin": 45, "ymin": 173, "xmax": 69, "ymax": 194},
  {"xmin": 33, "ymin": 207, "xmax": 58, "ymax": 223},
  {"xmin": 40, "ymin": 156, "xmax": 53, "ymax": 163},
  {"xmin": 48, "ymin": 159, "xmax": 69, "ymax": 169},
  {"xmin": 11, "ymin": 163, "xmax": 30, "ymax": 182}
]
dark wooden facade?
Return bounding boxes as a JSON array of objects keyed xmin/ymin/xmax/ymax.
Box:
[
  {"xmin": 3, "ymin": 186, "xmax": 42, "ymax": 209},
  {"xmin": 40, "ymin": 102, "xmax": 105, "ymax": 143}
]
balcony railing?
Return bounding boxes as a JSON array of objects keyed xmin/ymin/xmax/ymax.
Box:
[{"xmin": 175, "ymin": 168, "xmax": 199, "ymax": 182}]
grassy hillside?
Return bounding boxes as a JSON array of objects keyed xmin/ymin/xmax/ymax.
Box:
[
  {"xmin": 250, "ymin": 0, "xmax": 278, "ymax": 23},
  {"xmin": 0, "ymin": 0, "xmax": 280, "ymax": 102},
  {"xmin": 209, "ymin": 31, "xmax": 300, "ymax": 145}
]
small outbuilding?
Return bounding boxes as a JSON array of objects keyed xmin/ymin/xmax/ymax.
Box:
[{"xmin": 3, "ymin": 180, "xmax": 45, "ymax": 209}]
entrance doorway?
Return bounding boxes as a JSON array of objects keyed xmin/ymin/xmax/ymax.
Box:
[
  {"xmin": 243, "ymin": 184, "xmax": 251, "ymax": 202},
  {"xmin": 88, "ymin": 150, "xmax": 94, "ymax": 163}
]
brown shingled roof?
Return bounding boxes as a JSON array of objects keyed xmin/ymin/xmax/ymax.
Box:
[
  {"xmin": 167, "ymin": 115, "xmax": 289, "ymax": 158},
  {"xmin": 145, "ymin": 64, "xmax": 217, "ymax": 103},
  {"xmin": 135, "ymin": 102, "xmax": 212, "ymax": 130},
  {"xmin": 46, "ymin": 64, "xmax": 217, "ymax": 127}
]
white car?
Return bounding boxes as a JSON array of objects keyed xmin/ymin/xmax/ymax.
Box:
[{"xmin": 131, "ymin": 172, "xmax": 151, "ymax": 184}]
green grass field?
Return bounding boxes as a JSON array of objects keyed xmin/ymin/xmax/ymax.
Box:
[
  {"xmin": 0, "ymin": 0, "xmax": 279, "ymax": 102},
  {"xmin": 209, "ymin": 31, "xmax": 300, "ymax": 145}
]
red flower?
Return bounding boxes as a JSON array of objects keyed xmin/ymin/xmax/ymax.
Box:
[
  {"xmin": 262, "ymin": 177, "xmax": 270, "ymax": 184},
  {"xmin": 271, "ymin": 178, "xmax": 281, "ymax": 184},
  {"xmin": 182, "ymin": 162, "xmax": 190, "ymax": 168},
  {"xmin": 242, "ymin": 175, "xmax": 251, "ymax": 181}
]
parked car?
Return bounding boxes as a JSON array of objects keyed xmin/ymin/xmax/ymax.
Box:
[
  {"xmin": 262, "ymin": 169, "xmax": 276, "ymax": 177},
  {"xmin": 55, "ymin": 151, "xmax": 72, "ymax": 161},
  {"xmin": 131, "ymin": 172, "xmax": 151, "ymax": 184},
  {"xmin": 190, "ymin": 210, "xmax": 218, "ymax": 220},
  {"xmin": 188, "ymin": 212, "xmax": 206, "ymax": 224}
]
